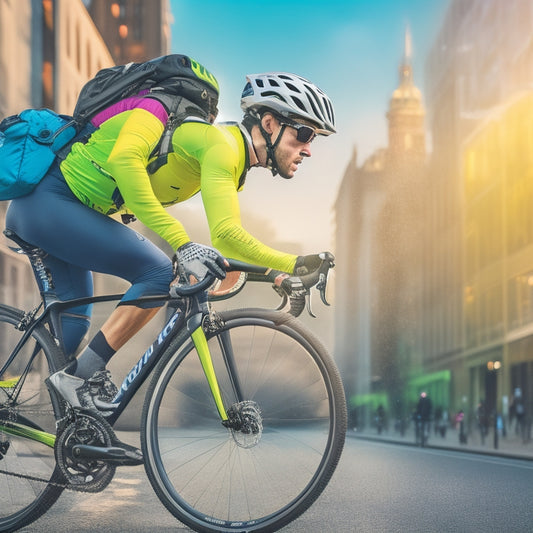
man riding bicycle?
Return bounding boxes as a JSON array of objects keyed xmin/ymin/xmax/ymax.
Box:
[{"xmin": 4, "ymin": 66, "xmax": 336, "ymax": 453}]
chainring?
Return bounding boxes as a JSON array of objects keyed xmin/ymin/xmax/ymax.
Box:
[{"xmin": 54, "ymin": 409, "xmax": 116, "ymax": 492}]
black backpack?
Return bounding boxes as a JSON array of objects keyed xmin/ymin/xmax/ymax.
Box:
[
  {"xmin": 72, "ymin": 54, "xmax": 220, "ymax": 172},
  {"xmin": 0, "ymin": 55, "xmax": 218, "ymax": 203}
]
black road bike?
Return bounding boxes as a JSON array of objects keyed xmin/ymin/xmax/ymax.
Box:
[{"xmin": 0, "ymin": 229, "xmax": 347, "ymax": 533}]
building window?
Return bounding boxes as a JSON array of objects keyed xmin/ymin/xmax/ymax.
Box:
[
  {"xmin": 66, "ymin": 10, "xmax": 71, "ymax": 58},
  {"xmin": 508, "ymin": 272, "xmax": 533, "ymax": 330},
  {"xmin": 76, "ymin": 21, "xmax": 81, "ymax": 71},
  {"xmin": 132, "ymin": 1, "xmax": 143, "ymax": 41},
  {"xmin": 87, "ymin": 45, "xmax": 92, "ymax": 78}
]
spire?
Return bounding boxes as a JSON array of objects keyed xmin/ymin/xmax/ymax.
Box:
[
  {"xmin": 404, "ymin": 24, "xmax": 412, "ymax": 63},
  {"xmin": 390, "ymin": 23, "xmax": 422, "ymax": 105},
  {"xmin": 386, "ymin": 24, "xmax": 426, "ymax": 165},
  {"xmin": 399, "ymin": 25, "xmax": 414, "ymax": 86}
]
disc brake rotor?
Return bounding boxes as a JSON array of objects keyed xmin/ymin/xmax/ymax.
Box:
[{"xmin": 224, "ymin": 401, "xmax": 263, "ymax": 448}]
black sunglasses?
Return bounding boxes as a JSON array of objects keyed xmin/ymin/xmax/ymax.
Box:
[{"xmin": 279, "ymin": 121, "xmax": 318, "ymax": 144}]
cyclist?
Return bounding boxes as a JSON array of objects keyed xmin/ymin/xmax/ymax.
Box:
[{"xmin": 5, "ymin": 70, "xmax": 336, "ymax": 426}]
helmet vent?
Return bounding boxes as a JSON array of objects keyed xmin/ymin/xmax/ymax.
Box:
[
  {"xmin": 285, "ymin": 82, "xmax": 301, "ymax": 93},
  {"xmin": 268, "ymin": 79, "xmax": 280, "ymax": 87},
  {"xmin": 305, "ymin": 86, "xmax": 328, "ymax": 120},
  {"xmin": 262, "ymin": 91, "xmax": 286, "ymax": 103},
  {"xmin": 290, "ymin": 96, "xmax": 307, "ymax": 113},
  {"xmin": 306, "ymin": 93, "xmax": 323, "ymax": 119},
  {"xmin": 325, "ymin": 99, "xmax": 335, "ymax": 124},
  {"xmin": 256, "ymin": 79, "xmax": 264, "ymax": 88}
]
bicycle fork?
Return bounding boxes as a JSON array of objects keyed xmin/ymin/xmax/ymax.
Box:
[
  {"xmin": 189, "ymin": 314, "xmax": 262, "ymax": 442},
  {"xmin": 187, "ymin": 313, "xmax": 228, "ymax": 423}
]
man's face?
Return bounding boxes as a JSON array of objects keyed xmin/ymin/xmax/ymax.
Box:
[{"xmin": 268, "ymin": 117, "xmax": 317, "ymax": 179}]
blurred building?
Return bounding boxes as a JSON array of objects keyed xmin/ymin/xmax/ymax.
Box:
[
  {"xmin": 0, "ymin": 2, "xmax": 33, "ymax": 119},
  {"xmin": 334, "ymin": 28, "xmax": 428, "ymax": 426},
  {"xmin": 424, "ymin": 0, "xmax": 533, "ymax": 425},
  {"xmin": 0, "ymin": 0, "xmax": 113, "ymax": 309},
  {"xmin": 83, "ymin": 0, "xmax": 171, "ymax": 64},
  {"xmin": 336, "ymin": 0, "xmax": 533, "ymax": 431}
]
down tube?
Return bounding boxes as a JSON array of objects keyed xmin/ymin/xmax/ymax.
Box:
[{"xmin": 106, "ymin": 306, "xmax": 185, "ymax": 424}]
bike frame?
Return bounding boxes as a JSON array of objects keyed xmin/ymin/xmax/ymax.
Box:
[{"xmin": 0, "ymin": 290, "xmax": 230, "ymax": 447}]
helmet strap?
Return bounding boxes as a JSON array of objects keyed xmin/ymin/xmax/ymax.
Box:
[{"xmin": 258, "ymin": 121, "xmax": 287, "ymax": 178}]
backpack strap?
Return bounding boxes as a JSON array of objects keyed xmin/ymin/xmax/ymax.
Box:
[
  {"xmin": 54, "ymin": 121, "xmax": 96, "ymax": 161},
  {"xmin": 145, "ymin": 92, "xmax": 210, "ymax": 174}
]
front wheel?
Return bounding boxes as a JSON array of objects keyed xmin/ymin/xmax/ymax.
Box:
[{"xmin": 142, "ymin": 308, "xmax": 347, "ymax": 532}]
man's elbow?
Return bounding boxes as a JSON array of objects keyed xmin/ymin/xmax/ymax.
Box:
[{"xmin": 210, "ymin": 233, "xmax": 230, "ymax": 256}]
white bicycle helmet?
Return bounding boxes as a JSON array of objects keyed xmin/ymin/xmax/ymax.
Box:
[{"xmin": 241, "ymin": 72, "xmax": 336, "ymax": 135}]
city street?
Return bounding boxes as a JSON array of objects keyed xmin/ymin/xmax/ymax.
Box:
[{"xmin": 18, "ymin": 433, "xmax": 533, "ymax": 533}]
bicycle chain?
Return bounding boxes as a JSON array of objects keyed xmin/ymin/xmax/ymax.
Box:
[
  {"xmin": 0, "ymin": 410, "xmax": 75, "ymax": 491},
  {"xmin": 0, "ymin": 466, "xmax": 76, "ymax": 490},
  {"xmin": 0, "ymin": 410, "xmax": 86, "ymax": 492}
]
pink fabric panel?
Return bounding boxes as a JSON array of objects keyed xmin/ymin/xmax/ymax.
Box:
[{"xmin": 91, "ymin": 95, "xmax": 168, "ymax": 127}]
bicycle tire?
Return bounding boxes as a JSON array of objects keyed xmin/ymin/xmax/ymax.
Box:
[
  {"xmin": 0, "ymin": 304, "xmax": 66, "ymax": 533},
  {"xmin": 141, "ymin": 308, "xmax": 347, "ymax": 533}
]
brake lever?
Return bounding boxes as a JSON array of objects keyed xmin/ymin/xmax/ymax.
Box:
[
  {"xmin": 276, "ymin": 292, "xmax": 289, "ymax": 311},
  {"xmin": 305, "ymin": 290, "xmax": 317, "ymax": 318},
  {"xmin": 273, "ymin": 251, "xmax": 335, "ymax": 317},
  {"xmin": 317, "ymin": 272, "xmax": 330, "ymax": 306}
]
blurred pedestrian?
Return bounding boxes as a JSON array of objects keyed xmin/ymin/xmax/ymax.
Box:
[
  {"xmin": 415, "ymin": 392, "xmax": 432, "ymax": 446},
  {"xmin": 455, "ymin": 410, "xmax": 467, "ymax": 444},
  {"xmin": 375, "ymin": 404, "xmax": 385, "ymax": 434},
  {"xmin": 513, "ymin": 395, "xmax": 526, "ymax": 442},
  {"xmin": 476, "ymin": 400, "xmax": 489, "ymax": 445}
]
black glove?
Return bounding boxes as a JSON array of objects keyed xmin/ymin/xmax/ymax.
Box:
[
  {"xmin": 293, "ymin": 253, "xmax": 324, "ymax": 276},
  {"xmin": 175, "ymin": 242, "xmax": 227, "ymax": 283}
]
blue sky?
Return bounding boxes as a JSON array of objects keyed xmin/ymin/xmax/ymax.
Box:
[{"xmin": 168, "ymin": 0, "xmax": 450, "ymax": 250}]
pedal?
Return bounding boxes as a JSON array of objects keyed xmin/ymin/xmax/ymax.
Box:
[{"xmin": 72, "ymin": 443, "xmax": 143, "ymax": 466}]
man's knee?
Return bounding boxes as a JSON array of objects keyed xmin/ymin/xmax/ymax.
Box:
[{"xmin": 122, "ymin": 257, "xmax": 174, "ymax": 306}]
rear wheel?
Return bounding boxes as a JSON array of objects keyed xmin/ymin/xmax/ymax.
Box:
[
  {"xmin": 0, "ymin": 304, "xmax": 66, "ymax": 532},
  {"xmin": 142, "ymin": 308, "xmax": 347, "ymax": 532}
]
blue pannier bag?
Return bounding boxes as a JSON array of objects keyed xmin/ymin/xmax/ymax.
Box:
[{"xmin": 0, "ymin": 108, "xmax": 78, "ymax": 201}]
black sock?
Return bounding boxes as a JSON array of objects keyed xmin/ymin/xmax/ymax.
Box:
[
  {"xmin": 71, "ymin": 331, "xmax": 116, "ymax": 380},
  {"xmin": 88, "ymin": 331, "xmax": 116, "ymax": 363}
]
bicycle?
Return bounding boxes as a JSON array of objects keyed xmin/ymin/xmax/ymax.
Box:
[{"xmin": 0, "ymin": 228, "xmax": 347, "ymax": 533}]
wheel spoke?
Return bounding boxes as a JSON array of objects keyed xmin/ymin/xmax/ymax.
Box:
[
  {"xmin": 142, "ymin": 309, "xmax": 346, "ymax": 532},
  {"xmin": 0, "ymin": 305, "xmax": 65, "ymax": 530}
]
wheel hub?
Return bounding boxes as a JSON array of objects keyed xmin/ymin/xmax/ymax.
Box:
[{"xmin": 223, "ymin": 400, "xmax": 263, "ymax": 448}]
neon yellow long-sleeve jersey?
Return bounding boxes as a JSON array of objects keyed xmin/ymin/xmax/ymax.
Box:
[{"xmin": 60, "ymin": 98, "xmax": 297, "ymax": 273}]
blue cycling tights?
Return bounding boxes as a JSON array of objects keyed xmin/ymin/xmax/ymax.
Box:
[{"xmin": 5, "ymin": 163, "xmax": 174, "ymax": 356}]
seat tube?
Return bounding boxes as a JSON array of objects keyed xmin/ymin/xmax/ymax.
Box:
[{"xmin": 187, "ymin": 314, "xmax": 228, "ymax": 422}]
